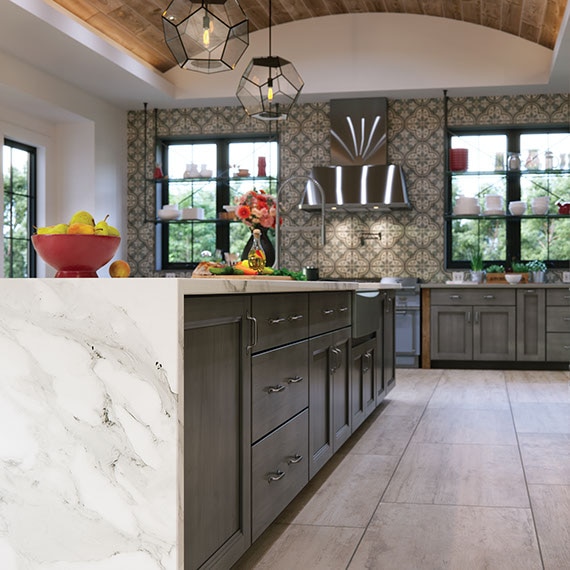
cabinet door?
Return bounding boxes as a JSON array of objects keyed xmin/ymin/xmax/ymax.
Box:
[
  {"xmin": 183, "ymin": 296, "xmax": 251, "ymax": 570},
  {"xmin": 430, "ymin": 305, "xmax": 473, "ymax": 360},
  {"xmin": 516, "ymin": 289, "xmax": 546, "ymax": 361},
  {"xmin": 309, "ymin": 332, "xmax": 334, "ymax": 479},
  {"xmin": 351, "ymin": 337, "xmax": 377, "ymax": 432},
  {"xmin": 382, "ymin": 291, "xmax": 396, "ymax": 396},
  {"xmin": 473, "ymin": 305, "xmax": 516, "ymax": 361},
  {"xmin": 332, "ymin": 327, "xmax": 352, "ymax": 452}
]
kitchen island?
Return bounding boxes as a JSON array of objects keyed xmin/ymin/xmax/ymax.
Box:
[{"xmin": 0, "ymin": 277, "xmax": 396, "ymax": 570}]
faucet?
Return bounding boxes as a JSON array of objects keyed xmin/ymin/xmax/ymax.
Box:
[{"xmin": 275, "ymin": 175, "xmax": 326, "ymax": 269}]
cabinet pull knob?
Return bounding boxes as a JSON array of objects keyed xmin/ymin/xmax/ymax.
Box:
[
  {"xmin": 267, "ymin": 384, "xmax": 286, "ymax": 393},
  {"xmin": 322, "ymin": 308, "xmax": 335, "ymax": 315},
  {"xmin": 288, "ymin": 314, "xmax": 304, "ymax": 321},
  {"xmin": 288, "ymin": 376, "xmax": 303, "ymax": 384},
  {"xmin": 267, "ymin": 470, "xmax": 285, "ymax": 483},
  {"xmin": 482, "ymin": 295, "xmax": 495, "ymax": 300},
  {"xmin": 450, "ymin": 295, "xmax": 462, "ymax": 300},
  {"xmin": 338, "ymin": 306, "xmax": 349, "ymax": 312},
  {"xmin": 268, "ymin": 317, "xmax": 286, "ymax": 325},
  {"xmin": 287, "ymin": 454, "xmax": 303, "ymax": 465}
]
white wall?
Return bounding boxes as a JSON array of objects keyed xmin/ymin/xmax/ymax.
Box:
[{"xmin": 0, "ymin": 50, "xmax": 127, "ymax": 276}]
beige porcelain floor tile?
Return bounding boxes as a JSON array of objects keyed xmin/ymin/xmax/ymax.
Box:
[
  {"xmin": 233, "ymin": 523, "xmax": 363, "ymax": 570},
  {"xmin": 278, "ymin": 453, "xmax": 399, "ymax": 527},
  {"xmin": 412, "ymin": 408, "xmax": 517, "ymax": 445},
  {"xmin": 511, "ymin": 402, "xmax": 570, "ymax": 434},
  {"xmin": 378, "ymin": 399, "xmax": 426, "ymax": 420},
  {"xmin": 427, "ymin": 369, "xmax": 510, "ymax": 410},
  {"xmin": 519, "ymin": 433, "xmax": 570, "ymax": 484},
  {"xmin": 528, "ymin": 484, "xmax": 570, "ymax": 570},
  {"xmin": 348, "ymin": 503, "xmax": 541, "ymax": 570},
  {"xmin": 383, "ymin": 442, "xmax": 529, "ymax": 507},
  {"xmin": 347, "ymin": 413, "xmax": 418, "ymax": 456},
  {"xmin": 506, "ymin": 370, "xmax": 570, "ymax": 403}
]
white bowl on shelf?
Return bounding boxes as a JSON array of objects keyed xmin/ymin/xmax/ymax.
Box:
[
  {"xmin": 505, "ymin": 273, "xmax": 522, "ymax": 284},
  {"xmin": 157, "ymin": 208, "xmax": 180, "ymax": 220},
  {"xmin": 508, "ymin": 201, "xmax": 526, "ymax": 216}
]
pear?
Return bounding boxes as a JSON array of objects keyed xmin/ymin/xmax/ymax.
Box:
[
  {"xmin": 94, "ymin": 215, "xmax": 110, "ymax": 236},
  {"xmin": 36, "ymin": 223, "xmax": 68, "ymax": 235},
  {"xmin": 68, "ymin": 222, "xmax": 95, "ymax": 235},
  {"xmin": 107, "ymin": 225, "xmax": 120, "ymax": 237},
  {"xmin": 36, "ymin": 225, "xmax": 55, "ymax": 235},
  {"xmin": 69, "ymin": 210, "xmax": 95, "ymax": 226}
]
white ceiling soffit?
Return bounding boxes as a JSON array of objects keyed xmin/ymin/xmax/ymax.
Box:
[{"xmin": 0, "ymin": 0, "xmax": 568, "ymax": 111}]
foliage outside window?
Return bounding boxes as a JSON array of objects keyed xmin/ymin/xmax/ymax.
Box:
[
  {"xmin": 3, "ymin": 140, "xmax": 36, "ymax": 277},
  {"xmin": 447, "ymin": 128, "xmax": 570, "ymax": 269},
  {"xmin": 157, "ymin": 137, "xmax": 278, "ymax": 269}
]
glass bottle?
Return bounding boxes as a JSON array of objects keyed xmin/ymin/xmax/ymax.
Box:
[{"xmin": 247, "ymin": 228, "xmax": 266, "ymax": 274}]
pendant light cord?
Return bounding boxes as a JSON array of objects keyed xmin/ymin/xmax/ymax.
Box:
[{"xmin": 268, "ymin": 0, "xmax": 272, "ymax": 57}]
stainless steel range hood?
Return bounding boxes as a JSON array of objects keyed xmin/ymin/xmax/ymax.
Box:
[
  {"xmin": 300, "ymin": 98, "xmax": 410, "ymax": 211},
  {"xmin": 301, "ymin": 164, "xmax": 409, "ymax": 211}
]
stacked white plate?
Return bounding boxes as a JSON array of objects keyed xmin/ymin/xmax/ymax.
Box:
[{"xmin": 453, "ymin": 196, "xmax": 480, "ymax": 215}]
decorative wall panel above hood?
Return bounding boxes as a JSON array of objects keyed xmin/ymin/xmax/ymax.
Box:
[{"xmin": 303, "ymin": 97, "xmax": 410, "ymax": 211}]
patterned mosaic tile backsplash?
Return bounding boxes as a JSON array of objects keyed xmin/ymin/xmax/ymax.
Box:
[{"xmin": 127, "ymin": 94, "xmax": 569, "ymax": 281}]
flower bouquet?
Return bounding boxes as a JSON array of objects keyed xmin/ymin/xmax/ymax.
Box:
[{"xmin": 234, "ymin": 189, "xmax": 277, "ymax": 229}]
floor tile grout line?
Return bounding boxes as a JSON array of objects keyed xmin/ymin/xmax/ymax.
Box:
[
  {"xmin": 505, "ymin": 371, "xmax": 547, "ymax": 570},
  {"xmin": 344, "ymin": 368, "xmax": 444, "ymax": 569}
]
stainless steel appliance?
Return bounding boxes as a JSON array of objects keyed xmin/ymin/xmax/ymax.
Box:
[{"xmin": 381, "ymin": 277, "xmax": 421, "ymax": 368}]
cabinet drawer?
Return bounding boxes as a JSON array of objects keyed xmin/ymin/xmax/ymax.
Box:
[
  {"xmin": 547, "ymin": 289, "xmax": 570, "ymax": 306},
  {"xmin": 309, "ymin": 291, "xmax": 352, "ymax": 337},
  {"xmin": 546, "ymin": 307, "xmax": 570, "ymax": 333},
  {"xmin": 252, "ymin": 293, "xmax": 309, "ymax": 352},
  {"xmin": 252, "ymin": 340, "xmax": 309, "ymax": 442},
  {"xmin": 252, "ymin": 410, "xmax": 308, "ymax": 541},
  {"xmin": 546, "ymin": 332, "xmax": 570, "ymax": 361},
  {"xmin": 431, "ymin": 288, "xmax": 515, "ymax": 306}
]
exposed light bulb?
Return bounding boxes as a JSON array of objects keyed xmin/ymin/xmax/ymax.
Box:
[
  {"xmin": 203, "ymin": 14, "xmax": 211, "ymax": 46},
  {"xmin": 267, "ymin": 78, "xmax": 273, "ymax": 101}
]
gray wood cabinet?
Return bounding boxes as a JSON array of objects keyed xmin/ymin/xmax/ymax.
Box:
[
  {"xmin": 309, "ymin": 327, "xmax": 351, "ymax": 478},
  {"xmin": 546, "ymin": 289, "xmax": 570, "ymax": 362},
  {"xmin": 516, "ymin": 288, "xmax": 546, "ymax": 361},
  {"xmin": 183, "ymin": 295, "xmax": 252, "ymax": 570},
  {"xmin": 430, "ymin": 289, "xmax": 516, "ymax": 362},
  {"xmin": 351, "ymin": 337, "xmax": 377, "ymax": 432},
  {"xmin": 381, "ymin": 290, "xmax": 396, "ymax": 396}
]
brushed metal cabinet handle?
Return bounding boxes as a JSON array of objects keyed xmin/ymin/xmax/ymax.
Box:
[
  {"xmin": 267, "ymin": 385, "xmax": 286, "ymax": 393},
  {"xmin": 246, "ymin": 313, "xmax": 257, "ymax": 351},
  {"xmin": 268, "ymin": 317, "xmax": 287, "ymax": 325},
  {"xmin": 482, "ymin": 295, "xmax": 495, "ymax": 300},
  {"xmin": 322, "ymin": 308, "xmax": 335, "ymax": 315},
  {"xmin": 466, "ymin": 311, "xmax": 471, "ymax": 324},
  {"xmin": 288, "ymin": 376, "xmax": 303, "ymax": 384},
  {"xmin": 267, "ymin": 470, "xmax": 285, "ymax": 483},
  {"xmin": 288, "ymin": 314, "xmax": 304, "ymax": 321},
  {"xmin": 338, "ymin": 306, "xmax": 349, "ymax": 312},
  {"xmin": 450, "ymin": 295, "xmax": 462, "ymax": 300},
  {"xmin": 287, "ymin": 454, "xmax": 303, "ymax": 465},
  {"xmin": 474, "ymin": 311, "xmax": 479, "ymax": 324}
]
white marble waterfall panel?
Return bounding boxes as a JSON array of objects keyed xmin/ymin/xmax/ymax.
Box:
[{"xmin": 0, "ymin": 279, "xmax": 181, "ymax": 570}]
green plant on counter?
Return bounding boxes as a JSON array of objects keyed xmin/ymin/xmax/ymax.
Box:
[
  {"xmin": 527, "ymin": 260, "xmax": 547, "ymax": 272},
  {"xmin": 485, "ymin": 264, "xmax": 505, "ymax": 273},
  {"xmin": 511, "ymin": 262, "xmax": 529, "ymax": 273},
  {"xmin": 469, "ymin": 250, "xmax": 484, "ymax": 272}
]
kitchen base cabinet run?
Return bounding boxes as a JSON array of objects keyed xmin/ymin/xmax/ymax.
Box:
[{"xmin": 183, "ymin": 288, "xmax": 396, "ymax": 569}]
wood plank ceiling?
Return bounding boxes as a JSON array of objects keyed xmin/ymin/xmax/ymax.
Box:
[{"xmin": 51, "ymin": 0, "xmax": 567, "ymax": 73}]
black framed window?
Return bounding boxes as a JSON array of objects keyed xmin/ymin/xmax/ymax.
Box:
[
  {"xmin": 3, "ymin": 139, "xmax": 37, "ymax": 277},
  {"xmin": 156, "ymin": 135, "xmax": 278, "ymax": 270},
  {"xmin": 446, "ymin": 126, "xmax": 570, "ymax": 269}
]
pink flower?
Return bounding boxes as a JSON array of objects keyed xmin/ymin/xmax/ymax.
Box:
[{"xmin": 234, "ymin": 189, "xmax": 277, "ymax": 229}]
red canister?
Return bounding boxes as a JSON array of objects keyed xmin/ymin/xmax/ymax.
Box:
[{"xmin": 449, "ymin": 148, "xmax": 468, "ymax": 172}]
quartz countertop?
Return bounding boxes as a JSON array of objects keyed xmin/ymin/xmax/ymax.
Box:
[{"xmin": 422, "ymin": 282, "xmax": 569, "ymax": 289}]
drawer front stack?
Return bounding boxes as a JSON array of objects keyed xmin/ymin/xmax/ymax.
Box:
[
  {"xmin": 546, "ymin": 289, "xmax": 570, "ymax": 362},
  {"xmin": 309, "ymin": 291, "xmax": 351, "ymax": 337},
  {"xmin": 251, "ymin": 410, "xmax": 309, "ymax": 541}
]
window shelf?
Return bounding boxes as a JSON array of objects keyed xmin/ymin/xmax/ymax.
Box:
[{"xmin": 446, "ymin": 214, "xmax": 569, "ymax": 220}]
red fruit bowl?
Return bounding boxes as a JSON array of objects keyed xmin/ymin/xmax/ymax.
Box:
[{"xmin": 32, "ymin": 234, "xmax": 121, "ymax": 278}]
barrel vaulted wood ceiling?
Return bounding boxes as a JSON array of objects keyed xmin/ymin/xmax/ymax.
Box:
[{"xmin": 51, "ymin": 0, "xmax": 568, "ymax": 74}]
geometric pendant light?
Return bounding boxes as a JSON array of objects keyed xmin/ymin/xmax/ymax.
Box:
[
  {"xmin": 162, "ymin": 0, "xmax": 249, "ymax": 73},
  {"xmin": 236, "ymin": 0, "xmax": 304, "ymax": 119}
]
